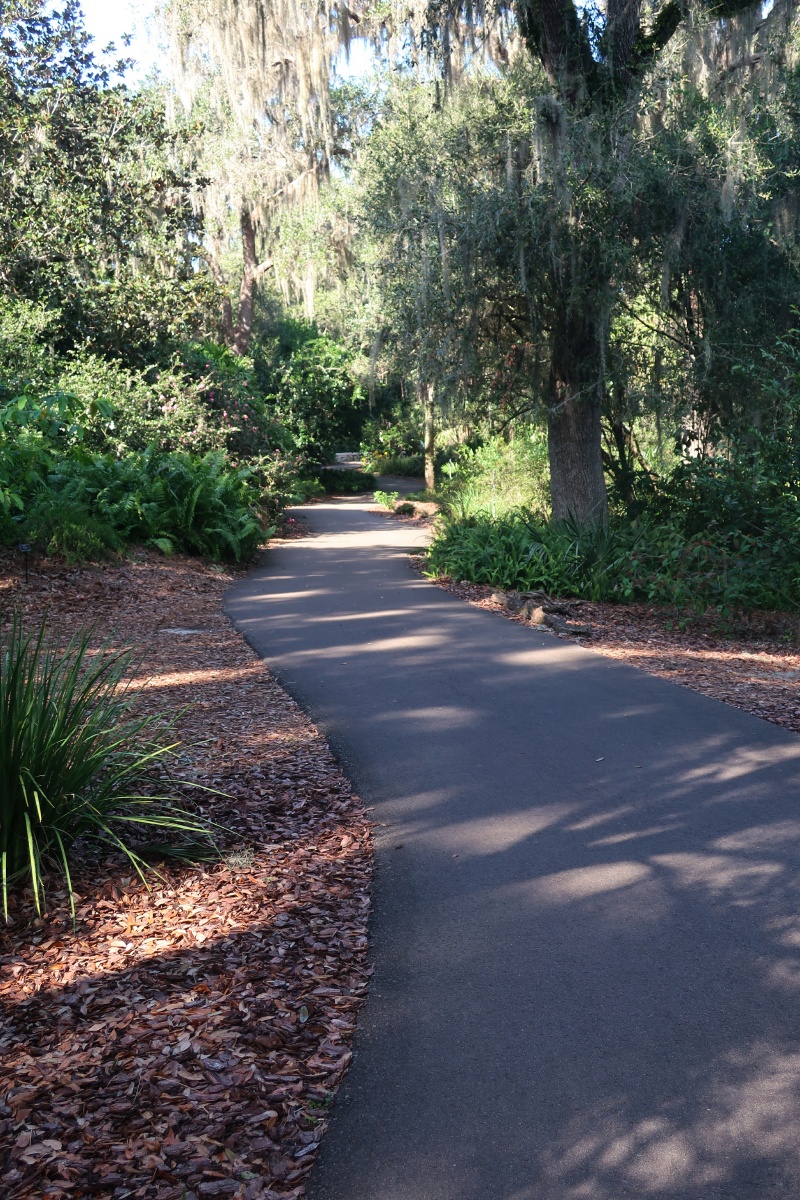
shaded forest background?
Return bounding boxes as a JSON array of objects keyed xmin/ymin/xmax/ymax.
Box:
[{"xmin": 4, "ymin": 0, "xmax": 800, "ymax": 611}]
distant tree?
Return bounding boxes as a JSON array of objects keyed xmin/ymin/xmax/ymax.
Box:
[{"xmin": 0, "ymin": 0, "xmax": 216, "ymax": 363}]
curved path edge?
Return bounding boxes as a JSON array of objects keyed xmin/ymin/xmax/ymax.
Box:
[{"xmin": 226, "ymin": 497, "xmax": 800, "ymax": 1200}]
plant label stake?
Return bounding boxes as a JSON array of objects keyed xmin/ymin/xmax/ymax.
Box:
[{"xmin": 18, "ymin": 543, "xmax": 30, "ymax": 584}]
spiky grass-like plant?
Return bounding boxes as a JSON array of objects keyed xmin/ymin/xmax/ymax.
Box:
[{"xmin": 0, "ymin": 612, "xmax": 217, "ymax": 921}]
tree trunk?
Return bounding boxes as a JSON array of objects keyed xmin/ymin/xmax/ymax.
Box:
[
  {"xmin": 207, "ymin": 208, "xmax": 269, "ymax": 356},
  {"xmin": 546, "ymin": 315, "xmax": 608, "ymax": 526},
  {"xmin": 232, "ymin": 208, "xmax": 258, "ymax": 356},
  {"xmin": 422, "ymin": 382, "xmax": 436, "ymax": 492}
]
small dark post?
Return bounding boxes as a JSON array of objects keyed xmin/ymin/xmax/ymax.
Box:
[{"xmin": 18, "ymin": 543, "xmax": 30, "ymax": 584}]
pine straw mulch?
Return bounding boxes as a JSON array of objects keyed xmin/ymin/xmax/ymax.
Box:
[
  {"xmin": 0, "ymin": 544, "xmax": 372, "ymax": 1200},
  {"xmin": 413, "ymin": 562, "xmax": 800, "ymax": 737}
]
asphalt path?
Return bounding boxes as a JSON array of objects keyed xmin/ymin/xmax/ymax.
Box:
[{"xmin": 225, "ymin": 496, "xmax": 800, "ymax": 1200}]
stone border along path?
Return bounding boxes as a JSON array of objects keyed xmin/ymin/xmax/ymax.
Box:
[{"xmin": 226, "ymin": 493, "xmax": 800, "ymax": 1200}]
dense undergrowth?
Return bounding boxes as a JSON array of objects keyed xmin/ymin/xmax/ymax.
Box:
[
  {"xmin": 426, "ymin": 431, "xmax": 800, "ymax": 615},
  {"xmin": 0, "ymin": 301, "xmax": 375, "ymax": 563}
]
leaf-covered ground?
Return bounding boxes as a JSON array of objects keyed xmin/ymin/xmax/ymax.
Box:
[
  {"xmin": 0, "ymin": 544, "xmax": 372, "ymax": 1200},
  {"xmin": 421, "ymin": 567, "xmax": 800, "ymax": 736}
]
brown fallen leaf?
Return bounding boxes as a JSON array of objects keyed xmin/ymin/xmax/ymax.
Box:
[{"xmin": 0, "ymin": 548, "xmax": 374, "ymax": 1200}]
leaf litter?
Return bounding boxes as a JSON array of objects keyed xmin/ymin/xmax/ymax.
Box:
[{"xmin": 0, "ymin": 547, "xmax": 372, "ymax": 1199}]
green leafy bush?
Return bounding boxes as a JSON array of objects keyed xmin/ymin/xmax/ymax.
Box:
[
  {"xmin": 428, "ymin": 419, "xmax": 800, "ymax": 615},
  {"xmin": 0, "ymin": 297, "xmax": 60, "ymax": 399},
  {"xmin": 269, "ymin": 336, "xmax": 366, "ymax": 462},
  {"xmin": 426, "ymin": 512, "xmax": 800, "ymax": 613},
  {"xmin": 374, "ymin": 489, "xmax": 400, "ymax": 509},
  {"xmin": 0, "ymin": 388, "xmax": 114, "ymax": 523},
  {"xmin": 315, "ymin": 467, "xmax": 377, "ymax": 494},
  {"xmin": 24, "ymin": 498, "xmax": 123, "ymax": 561},
  {"xmin": 66, "ymin": 347, "xmax": 285, "ymax": 463},
  {"xmin": 359, "ymin": 393, "xmax": 424, "ymax": 462},
  {"xmin": 0, "ymin": 613, "xmax": 217, "ymax": 919},
  {"xmin": 440, "ymin": 434, "xmax": 551, "ymax": 519},
  {"xmin": 364, "ymin": 452, "xmax": 424, "ymax": 477},
  {"xmin": 23, "ymin": 450, "xmax": 265, "ymax": 562}
]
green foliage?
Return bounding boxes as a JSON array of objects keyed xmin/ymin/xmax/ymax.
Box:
[
  {"xmin": 24, "ymin": 499, "xmax": 123, "ymax": 563},
  {"xmin": 0, "ymin": 298, "xmax": 308, "ymax": 556},
  {"xmin": 359, "ymin": 395, "xmax": 424, "ymax": 464},
  {"xmin": 0, "ymin": 384, "xmax": 114, "ymax": 519},
  {"xmin": 0, "ymin": 3, "xmax": 217, "ymax": 363},
  {"xmin": 22, "ymin": 451, "xmax": 265, "ymax": 563},
  {"xmin": 429, "ymin": 513, "xmax": 772, "ymax": 609},
  {"xmin": 0, "ymin": 612, "xmax": 217, "ymax": 919},
  {"xmin": 440, "ymin": 435, "xmax": 550, "ymax": 519},
  {"xmin": 428, "ymin": 504, "xmax": 800, "ymax": 616},
  {"xmin": 268, "ymin": 335, "xmax": 366, "ymax": 462},
  {"xmin": 374, "ymin": 489, "xmax": 400, "ymax": 509},
  {"xmin": 314, "ymin": 467, "xmax": 377, "ymax": 494},
  {"xmin": 364, "ymin": 452, "xmax": 425, "ymax": 477},
  {"xmin": 428, "ymin": 399, "xmax": 800, "ymax": 615}
]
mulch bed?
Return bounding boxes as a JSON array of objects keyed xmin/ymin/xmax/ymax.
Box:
[
  {"xmin": 0, "ymin": 545, "xmax": 372, "ymax": 1200},
  {"xmin": 417, "ymin": 564, "xmax": 800, "ymax": 736}
]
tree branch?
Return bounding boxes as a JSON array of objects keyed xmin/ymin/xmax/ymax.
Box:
[{"xmin": 517, "ymin": 0, "xmax": 599, "ymax": 99}]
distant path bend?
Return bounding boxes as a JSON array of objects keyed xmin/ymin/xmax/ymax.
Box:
[{"xmin": 226, "ymin": 496, "xmax": 800, "ymax": 1200}]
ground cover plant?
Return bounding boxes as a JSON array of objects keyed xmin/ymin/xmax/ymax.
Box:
[
  {"xmin": 0, "ymin": 549, "xmax": 372, "ymax": 1199},
  {"xmin": 425, "ymin": 511, "xmax": 800, "ymax": 615},
  {"xmin": 374, "ymin": 489, "xmax": 400, "ymax": 510},
  {"xmin": 0, "ymin": 612, "xmax": 216, "ymax": 921},
  {"xmin": 20, "ymin": 451, "xmax": 266, "ymax": 563}
]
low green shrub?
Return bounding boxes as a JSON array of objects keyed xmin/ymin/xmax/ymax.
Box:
[
  {"xmin": 426, "ymin": 512, "xmax": 800, "ymax": 614},
  {"xmin": 313, "ymin": 468, "xmax": 377, "ymax": 494},
  {"xmin": 267, "ymin": 335, "xmax": 367, "ymax": 463},
  {"xmin": 24, "ymin": 498, "xmax": 123, "ymax": 562},
  {"xmin": 439, "ymin": 434, "xmax": 551, "ymax": 519},
  {"xmin": 66, "ymin": 347, "xmax": 285, "ymax": 463},
  {"xmin": 22, "ymin": 450, "xmax": 265, "ymax": 563},
  {"xmin": 365, "ymin": 453, "xmax": 424, "ymax": 477},
  {"xmin": 0, "ymin": 613, "xmax": 217, "ymax": 919},
  {"xmin": 374, "ymin": 489, "xmax": 400, "ymax": 510}
]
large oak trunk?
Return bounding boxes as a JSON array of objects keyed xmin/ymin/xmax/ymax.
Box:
[
  {"xmin": 546, "ymin": 311, "xmax": 609, "ymax": 526},
  {"xmin": 547, "ymin": 389, "xmax": 608, "ymax": 526}
]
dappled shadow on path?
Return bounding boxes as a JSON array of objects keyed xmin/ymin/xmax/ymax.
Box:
[{"xmin": 228, "ymin": 501, "xmax": 800, "ymax": 1200}]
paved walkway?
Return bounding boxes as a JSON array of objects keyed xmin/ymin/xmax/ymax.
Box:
[{"xmin": 226, "ymin": 497, "xmax": 800, "ymax": 1200}]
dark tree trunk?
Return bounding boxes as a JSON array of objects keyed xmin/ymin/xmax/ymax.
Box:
[
  {"xmin": 547, "ymin": 389, "xmax": 607, "ymax": 526},
  {"xmin": 546, "ymin": 310, "xmax": 608, "ymax": 526}
]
